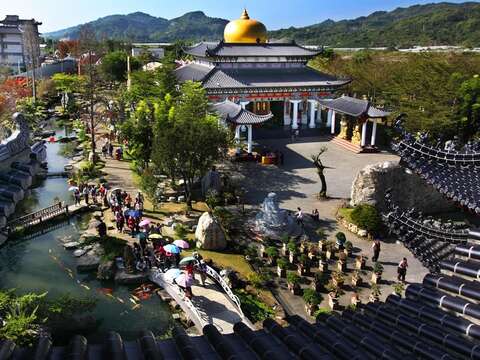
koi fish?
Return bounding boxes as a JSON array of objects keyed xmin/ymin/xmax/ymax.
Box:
[
  {"xmin": 116, "ymin": 297, "xmax": 124, "ymax": 303},
  {"xmin": 97, "ymin": 288, "xmax": 113, "ymax": 295},
  {"xmin": 131, "ymin": 304, "xmax": 141, "ymax": 310},
  {"xmin": 131, "ymin": 294, "xmax": 140, "ymax": 302},
  {"xmin": 105, "ymin": 293, "xmax": 115, "ymax": 299},
  {"xmin": 129, "ymin": 298, "xmax": 137, "ymax": 305},
  {"xmin": 80, "ymin": 284, "xmax": 90, "ymax": 290}
]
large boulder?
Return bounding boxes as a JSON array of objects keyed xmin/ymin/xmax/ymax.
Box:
[
  {"xmin": 77, "ymin": 244, "xmax": 104, "ymax": 272},
  {"xmin": 97, "ymin": 260, "xmax": 116, "ymax": 280},
  {"xmin": 350, "ymin": 161, "xmax": 455, "ymax": 214},
  {"xmin": 195, "ymin": 212, "xmax": 227, "ymax": 250},
  {"xmin": 114, "ymin": 270, "xmax": 149, "ymax": 285}
]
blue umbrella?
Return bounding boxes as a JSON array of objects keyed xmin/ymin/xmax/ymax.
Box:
[
  {"xmin": 125, "ymin": 209, "xmax": 141, "ymax": 218},
  {"xmin": 164, "ymin": 244, "xmax": 180, "ymax": 254}
]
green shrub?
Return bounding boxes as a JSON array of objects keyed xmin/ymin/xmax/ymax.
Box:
[
  {"xmin": 265, "ymin": 246, "xmax": 278, "ymax": 258},
  {"xmin": 287, "ymin": 240, "xmax": 297, "ymax": 254},
  {"xmin": 234, "ymin": 289, "xmax": 274, "ymax": 323},
  {"xmin": 174, "ymin": 224, "xmax": 188, "ymax": 240},
  {"xmin": 286, "ymin": 272, "xmax": 301, "ymax": 285},
  {"xmin": 302, "ymin": 288, "xmax": 323, "ymax": 305},
  {"xmin": 314, "ymin": 307, "xmax": 332, "ymax": 318},
  {"xmin": 350, "ymin": 204, "xmax": 381, "ymax": 233},
  {"xmin": 277, "ymin": 257, "xmax": 288, "ymax": 269},
  {"xmin": 335, "ymin": 232, "xmax": 347, "ymax": 244}
]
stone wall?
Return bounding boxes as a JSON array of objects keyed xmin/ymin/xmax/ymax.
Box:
[{"xmin": 350, "ymin": 161, "xmax": 455, "ymax": 214}]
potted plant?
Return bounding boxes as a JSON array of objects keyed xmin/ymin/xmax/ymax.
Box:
[
  {"xmin": 308, "ymin": 245, "xmax": 318, "ymax": 260},
  {"xmin": 300, "ymin": 241, "xmax": 308, "ymax": 255},
  {"xmin": 351, "ymin": 270, "xmax": 362, "ymax": 287},
  {"xmin": 277, "ymin": 257, "xmax": 288, "ymax": 278},
  {"xmin": 265, "ymin": 246, "xmax": 279, "ymax": 266},
  {"xmin": 325, "ymin": 280, "xmax": 344, "ymax": 310},
  {"xmin": 355, "ymin": 255, "xmax": 366, "ymax": 270},
  {"xmin": 371, "ymin": 262, "xmax": 384, "ymax": 284},
  {"xmin": 280, "ymin": 233, "xmax": 290, "ymax": 256},
  {"xmin": 331, "ymin": 271, "xmax": 345, "ymax": 288},
  {"xmin": 335, "ymin": 232, "xmax": 347, "ymax": 250},
  {"xmin": 297, "ymin": 254, "xmax": 311, "ymax": 276},
  {"xmin": 344, "ymin": 241, "xmax": 353, "ymax": 256},
  {"xmin": 369, "ymin": 283, "xmax": 381, "ymax": 302},
  {"xmin": 316, "ymin": 228, "xmax": 326, "ymax": 251},
  {"xmin": 303, "ymin": 288, "xmax": 323, "ymax": 316},
  {"xmin": 392, "ymin": 282, "xmax": 405, "ymax": 297},
  {"xmin": 259, "ymin": 243, "xmax": 267, "ymax": 258},
  {"xmin": 337, "ymin": 252, "xmax": 347, "ymax": 272},
  {"xmin": 319, "ymin": 259, "xmax": 328, "ymax": 272},
  {"xmin": 287, "ymin": 241, "xmax": 297, "ymax": 264},
  {"xmin": 351, "ymin": 287, "xmax": 361, "ymax": 306},
  {"xmin": 325, "ymin": 241, "xmax": 335, "ymax": 260},
  {"xmin": 312, "ymin": 272, "xmax": 328, "ymax": 292},
  {"xmin": 287, "ymin": 272, "xmax": 301, "ymax": 295}
]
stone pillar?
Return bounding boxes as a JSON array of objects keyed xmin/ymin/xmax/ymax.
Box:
[
  {"xmin": 361, "ymin": 121, "xmax": 368, "ymax": 147},
  {"xmin": 240, "ymin": 101, "xmax": 250, "ymax": 110},
  {"xmin": 234, "ymin": 125, "xmax": 241, "ymax": 153},
  {"xmin": 331, "ymin": 110, "xmax": 336, "ymax": 135},
  {"xmin": 283, "ymin": 101, "xmax": 290, "ymax": 126},
  {"xmin": 308, "ymin": 100, "xmax": 317, "ymax": 128},
  {"xmin": 326, "ymin": 109, "xmax": 332, "ymax": 127},
  {"xmin": 371, "ymin": 119, "xmax": 378, "ymax": 146},
  {"xmin": 247, "ymin": 124, "xmax": 253, "ymax": 153},
  {"xmin": 290, "ymin": 100, "xmax": 301, "ymax": 130}
]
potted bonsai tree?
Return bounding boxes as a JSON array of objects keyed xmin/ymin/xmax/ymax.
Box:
[
  {"xmin": 344, "ymin": 241, "xmax": 353, "ymax": 256},
  {"xmin": 308, "ymin": 245, "xmax": 318, "ymax": 260},
  {"xmin": 288, "ymin": 240, "xmax": 297, "ymax": 264},
  {"xmin": 351, "ymin": 287, "xmax": 361, "ymax": 306},
  {"xmin": 325, "ymin": 280, "xmax": 344, "ymax": 310},
  {"xmin": 287, "ymin": 271, "xmax": 301, "ymax": 295},
  {"xmin": 371, "ymin": 262, "xmax": 384, "ymax": 284},
  {"xmin": 337, "ymin": 252, "xmax": 347, "ymax": 272},
  {"xmin": 303, "ymin": 288, "xmax": 323, "ymax": 316},
  {"xmin": 325, "ymin": 241, "xmax": 335, "ymax": 260},
  {"xmin": 265, "ymin": 246, "xmax": 279, "ymax": 266},
  {"xmin": 369, "ymin": 283, "xmax": 381, "ymax": 302},
  {"xmin": 300, "ymin": 241, "xmax": 309, "ymax": 255},
  {"xmin": 351, "ymin": 270, "xmax": 362, "ymax": 287},
  {"xmin": 297, "ymin": 254, "xmax": 311, "ymax": 276},
  {"xmin": 280, "ymin": 233, "xmax": 290, "ymax": 256},
  {"xmin": 277, "ymin": 257, "xmax": 288, "ymax": 278},
  {"xmin": 355, "ymin": 255, "xmax": 367, "ymax": 270},
  {"xmin": 316, "ymin": 228, "xmax": 326, "ymax": 251},
  {"xmin": 312, "ymin": 271, "xmax": 328, "ymax": 292},
  {"xmin": 335, "ymin": 232, "xmax": 347, "ymax": 250},
  {"xmin": 331, "ymin": 271, "xmax": 345, "ymax": 288},
  {"xmin": 392, "ymin": 282, "xmax": 405, "ymax": 297}
]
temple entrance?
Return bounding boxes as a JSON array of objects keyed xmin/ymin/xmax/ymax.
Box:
[{"xmin": 269, "ymin": 101, "xmax": 285, "ymax": 128}]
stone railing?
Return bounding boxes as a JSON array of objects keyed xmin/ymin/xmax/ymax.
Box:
[
  {"xmin": 0, "ymin": 113, "xmax": 30, "ymax": 163},
  {"xmin": 205, "ymin": 264, "xmax": 244, "ymax": 317}
]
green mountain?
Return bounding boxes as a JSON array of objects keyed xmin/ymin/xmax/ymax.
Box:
[
  {"xmin": 44, "ymin": 11, "xmax": 228, "ymax": 42},
  {"xmin": 269, "ymin": 2, "xmax": 480, "ymax": 47},
  {"xmin": 45, "ymin": 2, "xmax": 480, "ymax": 47}
]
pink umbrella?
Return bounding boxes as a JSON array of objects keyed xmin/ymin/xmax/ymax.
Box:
[
  {"xmin": 139, "ymin": 219, "xmax": 151, "ymax": 227},
  {"xmin": 173, "ymin": 239, "xmax": 190, "ymax": 249},
  {"xmin": 175, "ymin": 273, "xmax": 194, "ymax": 288}
]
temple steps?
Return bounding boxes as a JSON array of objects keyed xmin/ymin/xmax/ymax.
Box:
[{"xmin": 329, "ymin": 136, "xmax": 362, "ymax": 154}]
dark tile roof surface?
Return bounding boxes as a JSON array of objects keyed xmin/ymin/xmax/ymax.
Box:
[
  {"xmin": 212, "ymin": 100, "xmax": 273, "ymax": 124},
  {"xmin": 174, "ymin": 63, "xmax": 214, "ymax": 82},
  {"xmin": 185, "ymin": 41, "xmax": 322, "ymax": 58},
  {"xmin": 318, "ymin": 95, "xmax": 391, "ymax": 118}
]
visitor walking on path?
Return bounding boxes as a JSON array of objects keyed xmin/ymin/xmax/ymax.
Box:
[
  {"xmin": 372, "ymin": 239, "xmax": 381, "ymax": 262},
  {"xmin": 295, "ymin": 207, "xmax": 304, "ymax": 228},
  {"xmin": 398, "ymin": 257, "xmax": 408, "ymax": 282}
]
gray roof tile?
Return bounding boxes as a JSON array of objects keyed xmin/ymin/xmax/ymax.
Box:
[
  {"xmin": 318, "ymin": 95, "xmax": 390, "ymax": 118},
  {"xmin": 212, "ymin": 100, "xmax": 273, "ymax": 124},
  {"xmin": 174, "ymin": 63, "xmax": 213, "ymax": 82},
  {"xmin": 185, "ymin": 41, "xmax": 322, "ymax": 58}
]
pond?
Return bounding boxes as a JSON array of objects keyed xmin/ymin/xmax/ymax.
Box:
[{"xmin": 0, "ymin": 126, "xmax": 172, "ymax": 344}]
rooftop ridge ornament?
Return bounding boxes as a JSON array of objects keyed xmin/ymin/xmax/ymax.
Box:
[{"xmin": 240, "ymin": 9, "xmax": 250, "ymax": 20}]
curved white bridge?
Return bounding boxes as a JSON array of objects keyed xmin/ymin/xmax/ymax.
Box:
[{"xmin": 149, "ymin": 265, "xmax": 253, "ymax": 334}]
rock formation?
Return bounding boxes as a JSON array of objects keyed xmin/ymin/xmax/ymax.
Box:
[
  {"xmin": 195, "ymin": 212, "xmax": 227, "ymax": 250},
  {"xmin": 350, "ymin": 161, "xmax": 454, "ymax": 214}
]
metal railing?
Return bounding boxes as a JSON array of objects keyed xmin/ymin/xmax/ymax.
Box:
[
  {"xmin": 205, "ymin": 265, "xmax": 244, "ymax": 317},
  {"xmin": 6, "ymin": 202, "xmax": 67, "ymax": 232}
]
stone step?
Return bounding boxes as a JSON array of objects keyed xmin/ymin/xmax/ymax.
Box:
[{"xmin": 330, "ymin": 136, "xmax": 362, "ymax": 153}]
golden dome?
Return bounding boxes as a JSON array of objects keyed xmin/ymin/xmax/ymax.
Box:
[{"xmin": 224, "ymin": 9, "xmax": 267, "ymax": 44}]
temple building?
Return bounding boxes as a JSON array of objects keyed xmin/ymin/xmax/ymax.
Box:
[{"xmin": 175, "ymin": 9, "xmax": 388, "ymax": 152}]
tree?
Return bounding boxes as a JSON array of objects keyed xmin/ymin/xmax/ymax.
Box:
[
  {"xmin": 458, "ymin": 74, "xmax": 480, "ymax": 140},
  {"xmin": 57, "ymin": 40, "xmax": 80, "ymax": 58},
  {"xmin": 152, "ymin": 81, "xmax": 230, "ymax": 208},
  {"xmin": 311, "ymin": 147, "xmax": 329, "ymax": 198},
  {"xmin": 52, "ymin": 74, "xmax": 86, "ymax": 114},
  {"xmin": 100, "ymin": 51, "xmax": 141, "ymax": 83},
  {"xmin": 21, "ymin": 22, "xmax": 40, "ymax": 101}
]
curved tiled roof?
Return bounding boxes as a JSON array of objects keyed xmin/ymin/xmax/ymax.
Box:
[
  {"xmin": 174, "ymin": 63, "xmax": 214, "ymax": 82},
  {"xmin": 318, "ymin": 95, "xmax": 391, "ymax": 118},
  {"xmin": 212, "ymin": 100, "xmax": 273, "ymax": 124},
  {"xmin": 185, "ymin": 41, "xmax": 322, "ymax": 58}
]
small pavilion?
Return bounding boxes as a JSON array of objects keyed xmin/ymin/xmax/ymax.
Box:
[
  {"xmin": 318, "ymin": 95, "xmax": 391, "ymax": 150},
  {"xmin": 212, "ymin": 100, "xmax": 273, "ymax": 153}
]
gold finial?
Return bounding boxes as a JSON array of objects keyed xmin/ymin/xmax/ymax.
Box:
[{"xmin": 240, "ymin": 8, "xmax": 250, "ymax": 20}]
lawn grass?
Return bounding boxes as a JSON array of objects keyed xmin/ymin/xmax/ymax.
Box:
[
  {"xmin": 182, "ymin": 249, "xmax": 255, "ymax": 279},
  {"xmin": 338, "ymin": 207, "xmax": 354, "ymax": 223}
]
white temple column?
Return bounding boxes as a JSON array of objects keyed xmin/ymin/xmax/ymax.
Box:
[
  {"xmin": 283, "ymin": 101, "xmax": 290, "ymax": 126},
  {"xmin": 234, "ymin": 125, "xmax": 241, "ymax": 153},
  {"xmin": 301, "ymin": 101, "xmax": 308, "ymax": 125},
  {"xmin": 308, "ymin": 99, "xmax": 317, "ymax": 128},
  {"xmin": 371, "ymin": 119, "xmax": 378, "ymax": 146},
  {"xmin": 330, "ymin": 110, "xmax": 336, "ymax": 135},
  {"xmin": 247, "ymin": 124, "xmax": 253, "ymax": 153},
  {"xmin": 290, "ymin": 100, "xmax": 301, "ymax": 130},
  {"xmin": 361, "ymin": 121, "xmax": 368, "ymax": 147},
  {"xmin": 326, "ymin": 109, "xmax": 332, "ymax": 127},
  {"xmin": 240, "ymin": 101, "xmax": 250, "ymax": 110}
]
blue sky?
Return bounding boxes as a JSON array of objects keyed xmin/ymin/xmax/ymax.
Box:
[{"xmin": 1, "ymin": 0, "xmax": 476, "ymax": 33}]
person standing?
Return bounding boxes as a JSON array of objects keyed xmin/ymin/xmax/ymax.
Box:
[
  {"xmin": 295, "ymin": 207, "xmax": 304, "ymax": 228},
  {"xmin": 398, "ymin": 258, "xmax": 408, "ymax": 282},
  {"xmin": 83, "ymin": 186, "xmax": 89, "ymax": 205},
  {"xmin": 372, "ymin": 239, "xmax": 381, "ymax": 262}
]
